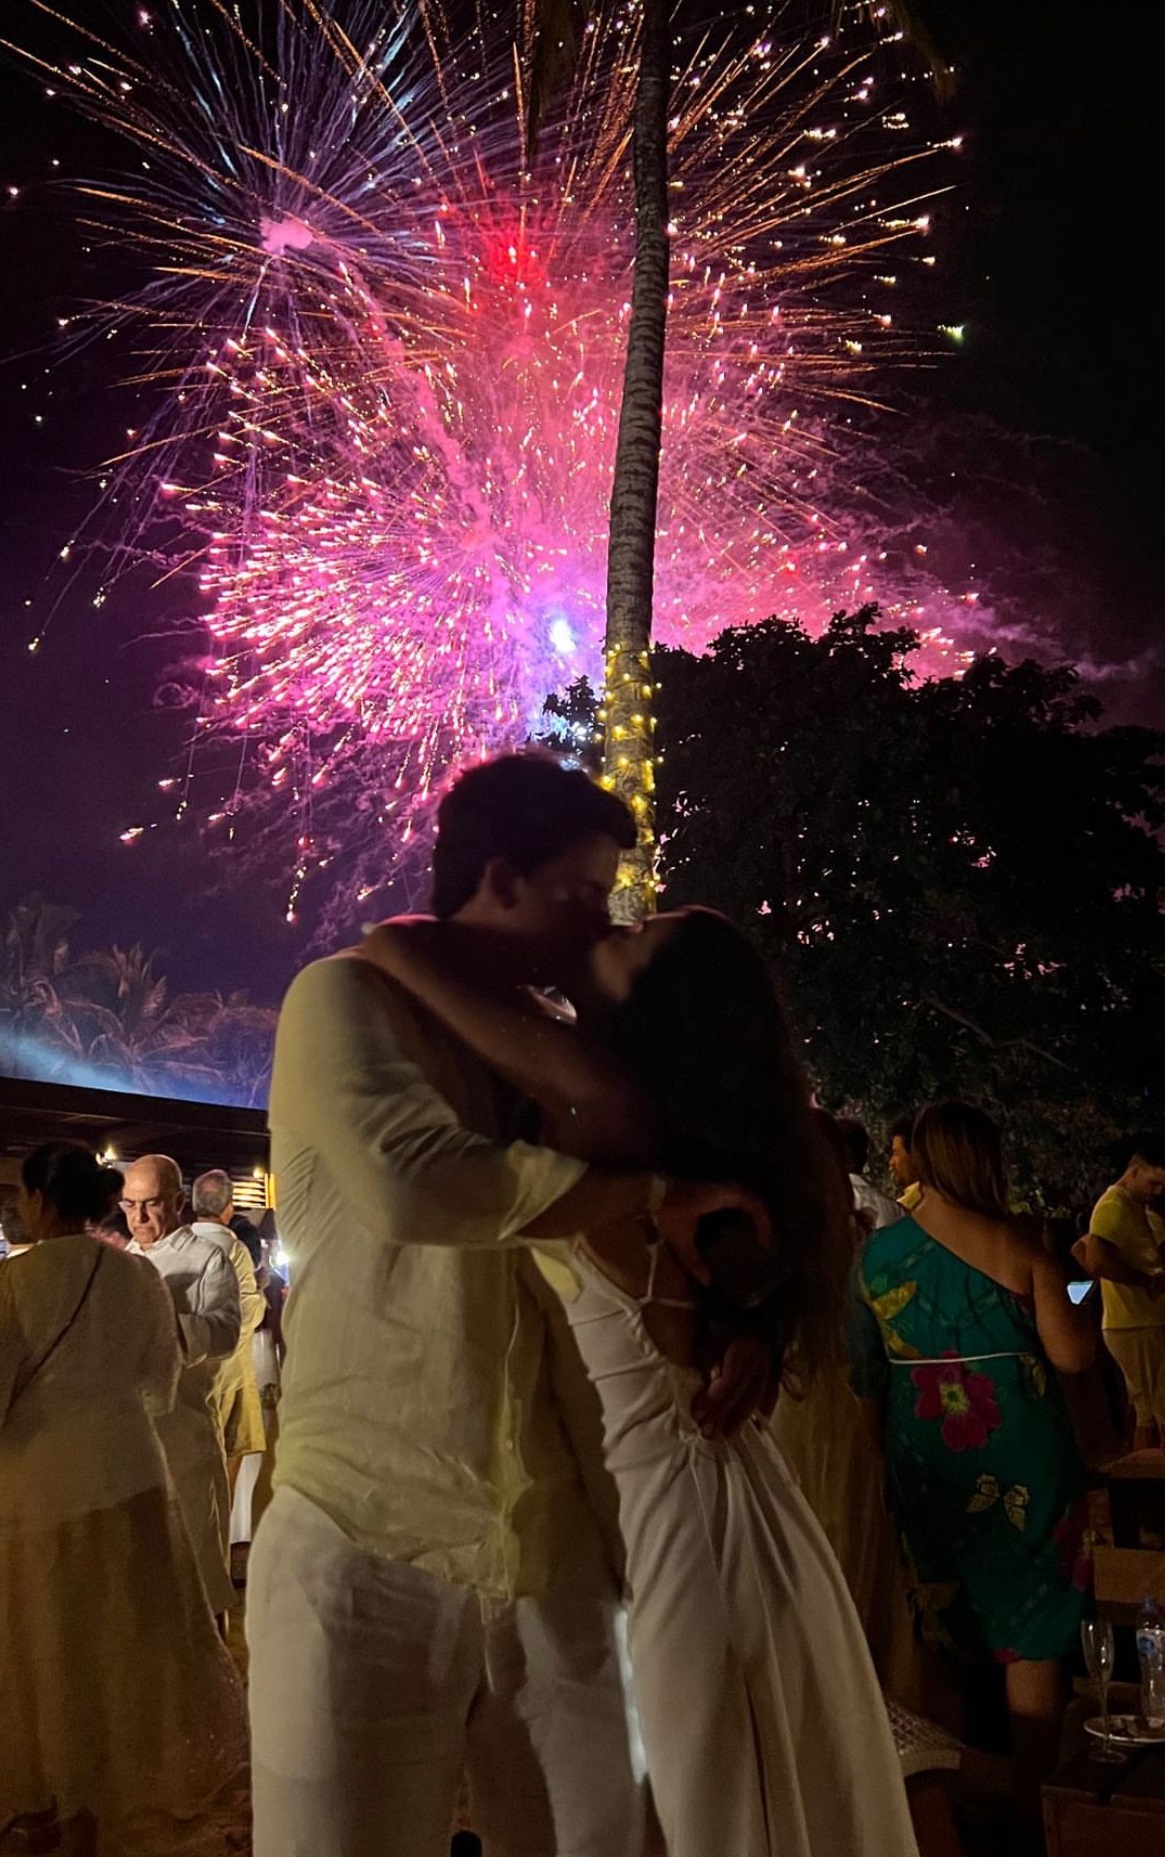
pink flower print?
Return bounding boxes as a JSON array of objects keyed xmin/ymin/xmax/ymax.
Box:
[{"xmin": 912, "ymin": 1355, "xmax": 1003, "ymax": 1452}]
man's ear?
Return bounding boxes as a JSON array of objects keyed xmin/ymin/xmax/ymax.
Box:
[{"xmin": 480, "ymin": 855, "xmax": 523, "ymax": 910}]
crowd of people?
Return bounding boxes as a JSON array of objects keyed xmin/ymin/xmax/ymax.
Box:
[
  {"xmin": 0, "ymin": 1148, "xmax": 285, "ymax": 1853},
  {"xmin": 1, "ymin": 750, "xmax": 1160, "ymax": 1857}
]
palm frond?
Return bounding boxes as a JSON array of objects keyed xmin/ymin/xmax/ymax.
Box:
[
  {"xmin": 849, "ymin": 0, "xmax": 954, "ymax": 100},
  {"xmin": 525, "ymin": 0, "xmax": 589, "ymax": 161}
]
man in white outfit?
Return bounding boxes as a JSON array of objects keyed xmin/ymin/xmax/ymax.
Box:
[
  {"xmin": 248, "ymin": 755, "xmax": 765, "ymax": 1857},
  {"xmin": 837, "ymin": 1118, "xmax": 902, "ymax": 1232},
  {"xmin": 123, "ymin": 1153, "xmax": 241, "ymax": 1617}
]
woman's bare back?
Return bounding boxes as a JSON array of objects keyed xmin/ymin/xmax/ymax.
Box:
[
  {"xmin": 909, "ymin": 1191, "xmax": 1035, "ymax": 1298},
  {"xmin": 578, "ymin": 1223, "xmax": 699, "ymax": 1366}
]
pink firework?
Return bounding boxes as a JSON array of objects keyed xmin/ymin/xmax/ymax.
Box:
[{"xmin": 12, "ymin": 0, "xmax": 960, "ymax": 920}]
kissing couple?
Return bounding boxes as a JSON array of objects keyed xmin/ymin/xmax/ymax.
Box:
[{"xmin": 247, "ymin": 752, "xmax": 918, "ymax": 1857}]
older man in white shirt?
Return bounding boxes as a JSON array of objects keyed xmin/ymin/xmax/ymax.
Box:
[
  {"xmin": 248, "ymin": 754, "xmax": 765, "ymax": 1857},
  {"xmin": 123, "ymin": 1153, "xmax": 240, "ymax": 1616}
]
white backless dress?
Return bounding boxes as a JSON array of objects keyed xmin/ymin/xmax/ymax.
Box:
[{"xmin": 552, "ymin": 1247, "xmax": 919, "ymax": 1857}]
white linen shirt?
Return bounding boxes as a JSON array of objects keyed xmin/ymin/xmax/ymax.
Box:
[
  {"xmin": 268, "ymin": 952, "xmax": 616, "ymax": 1602},
  {"xmin": 127, "ymin": 1225, "xmax": 242, "ymax": 1435},
  {"xmin": 128, "ymin": 1226, "xmax": 241, "ymax": 1365},
  {"xmin": 849, "ymin": 1173, "xmax": 903, "ymax": 1233},
  {"xmin": 191, "ymin": 1221, "xmax": 265, "ymax": 1372}
]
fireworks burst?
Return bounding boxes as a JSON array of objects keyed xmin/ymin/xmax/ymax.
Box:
[{"xmin": 10, "ymin": 0, "xmax": 961, "ymax": 922}]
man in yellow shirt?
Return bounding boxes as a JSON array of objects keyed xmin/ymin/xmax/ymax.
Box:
[
  {"xmin": 1075, "ymin": 1146, "xmax": 1165, "ymax": 1450},
  {"xmin": 889, "ymin": 1111, "xmax": 924, "ymax": 1214},
  {"xmin": 190, "ymin": 1169, "xmax": 267, "ymax": 1499}
]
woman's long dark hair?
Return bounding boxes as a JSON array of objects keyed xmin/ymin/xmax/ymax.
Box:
[
  {"xmin": 22, "ymin": 1141, "xmax": 123, "ymax": 1226},
  {"xmin": 606, "ymin": 908, "xmax": 851, "ymax": 1387}
]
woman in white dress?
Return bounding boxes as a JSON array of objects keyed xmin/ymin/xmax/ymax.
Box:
[
  {"xmin": 362, "ymin": 907, "xmax": 919, "ymax": 1857},
  {"xmin": 0, "ymin": 1143, "xmax": 246, "ymax": 1857}
]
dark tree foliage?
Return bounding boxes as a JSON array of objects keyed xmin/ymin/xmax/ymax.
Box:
[{"xmin": 643, "ymin": 608, "xmax": 1165, "ymax": 1203}]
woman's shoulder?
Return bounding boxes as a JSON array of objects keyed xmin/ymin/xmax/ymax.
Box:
[
  {"xmin": 18, "ymin": 1232, "xmax": 100, "ymax": 1275},
  {"xmin": 923, "ymin": 1206, "xmax": 1039, "ymax": 1281},
  {"xmin": 4, "ymin": 1236, "xmax": 117, "ymax": 1334}
]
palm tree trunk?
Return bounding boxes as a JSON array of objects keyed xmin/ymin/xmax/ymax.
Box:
[{"xmin": 601, "ymin": 0, "xmax": 670, "ymax": 920}]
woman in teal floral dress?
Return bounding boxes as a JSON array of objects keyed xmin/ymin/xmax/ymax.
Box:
[{"xmin": 849, "ymin": 1103, "xmax": 1093, "ymax": 1788}]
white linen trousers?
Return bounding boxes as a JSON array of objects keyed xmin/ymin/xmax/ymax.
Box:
[{"xmin": 247, "ymin": 1486, "xmax": 644, "ymax": 1857}]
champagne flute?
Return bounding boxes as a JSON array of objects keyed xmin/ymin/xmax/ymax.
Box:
[{"xmin": 1081, "ymin": 1617, "xmax": 1122, "ymax": 1761}]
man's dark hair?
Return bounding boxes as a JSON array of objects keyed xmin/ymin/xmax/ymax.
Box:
[
  {"xmin": 606, "ymin": 908, "xmax": 851, "ymax": 1386},
  {"xmin": 835, "ymin": 1116, "xmax": 869, "ymax": 1175},
  {"xmin": 889, "ymin": 1112, "xmax": 917, "ymax": 1148},
  {"xmin": 430, "ymin": 752, "xmax": 636, "ymax": 918},
  {"xmin": 1127, "ymin": 1133, "xmax": 1165, "ymax": 1172}
]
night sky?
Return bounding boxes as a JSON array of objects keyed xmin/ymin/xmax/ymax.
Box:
[{"xmin": 0, "ymin": 0, "xmax": 1161, "ymax": 1005}]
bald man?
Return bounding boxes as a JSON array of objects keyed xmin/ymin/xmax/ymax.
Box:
[{"xmin": 124, "ymin": 1154, "xmax": 241, "ymax": 1617}]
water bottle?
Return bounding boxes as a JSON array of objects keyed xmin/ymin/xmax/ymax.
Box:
[{"xmin": 1135, "ymin": 1597, "xmax": 1165, "ymax": 1730}]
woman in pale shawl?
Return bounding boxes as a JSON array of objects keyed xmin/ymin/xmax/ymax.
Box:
[{"xmin": 0, "ymin": 1143, "xmax": 244, "ymax": 1857}]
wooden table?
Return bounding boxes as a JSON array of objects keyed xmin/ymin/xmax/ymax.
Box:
[{"xmin": 1043, "ymin": 1685, "xmax": 1165, "ymax": 1856}]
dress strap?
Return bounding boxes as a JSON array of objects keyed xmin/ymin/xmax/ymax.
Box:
[
  {"xmin": 640, "ymin": 1241, "xmax": 699, "ymax": 1313},
  {"xmin": 888, "ymin": 1350, "xmax": 1024, "ymax": 1366}
]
